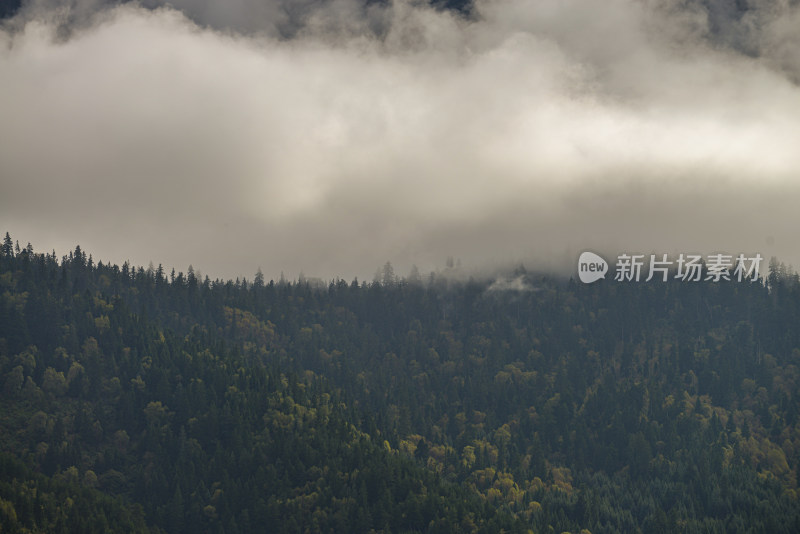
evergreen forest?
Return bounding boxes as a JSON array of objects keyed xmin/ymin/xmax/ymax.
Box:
[{"xmin": 1, "ymin": 233, "xmax": 799, "ymax": 533}]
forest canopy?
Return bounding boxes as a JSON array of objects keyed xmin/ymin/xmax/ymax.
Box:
[{"xmin": 1, "ymin": 233, "xmax": 799, "ymax": 533}]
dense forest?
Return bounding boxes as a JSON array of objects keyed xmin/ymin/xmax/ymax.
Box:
[{"xmin": 1, "ymin": 232, "xmax": 799, "ymax": 533}]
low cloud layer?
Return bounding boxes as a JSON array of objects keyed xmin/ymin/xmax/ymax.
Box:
[{"xmin": 2, "ymin": 1, "xmax": 800, "ymax": 281}]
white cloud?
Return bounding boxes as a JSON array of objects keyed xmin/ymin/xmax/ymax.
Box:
[{"xmin": 1, "ymin": 1, "xmax": 799, "ymax": 280}]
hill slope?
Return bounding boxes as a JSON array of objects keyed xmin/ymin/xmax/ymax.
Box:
[{"xmin": 1, "ymin": 236, "xmax": 799, "ymax": 532}]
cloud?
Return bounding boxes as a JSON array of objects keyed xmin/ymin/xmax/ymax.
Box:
[
  {"xmin": 1, "ymin": 1, "xmax": 799, "ymax": 281},
  {"xmin": 486, "ymin": 275, "xmax": 537, "ymax": 293}
]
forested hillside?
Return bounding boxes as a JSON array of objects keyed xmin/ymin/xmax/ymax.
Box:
[{"xmin": 1, "ymin": 233, "xmax": 799, "ymax": 533}]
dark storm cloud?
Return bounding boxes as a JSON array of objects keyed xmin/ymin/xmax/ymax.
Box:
[{"xmin": 1, "ymin": 1, "xmax": 799, "ymax": 281}]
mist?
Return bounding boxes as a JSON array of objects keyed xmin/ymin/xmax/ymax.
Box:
[{"xmin": 1, "ymin": 0, "xmax": 799, "ymax": 281}]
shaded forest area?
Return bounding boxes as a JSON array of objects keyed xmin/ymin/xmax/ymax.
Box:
[{"xmin": 1, "ymin": 233, "xmax": 799, "ymax": 533}]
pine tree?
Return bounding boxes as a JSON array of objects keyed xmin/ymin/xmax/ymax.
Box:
[
  {"xmin": 254, "ymin": 268, "xmax": 265, "ymax": 289},
  {"xmin": 1, "ymin": 232, "xmax": 13, "ymax": 257}
]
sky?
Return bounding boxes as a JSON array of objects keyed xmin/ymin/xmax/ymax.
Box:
[{"xmin": 1, "ymin": 0, "xmax": 799, "ymax": 282}]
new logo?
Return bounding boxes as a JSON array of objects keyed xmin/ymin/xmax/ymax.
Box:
[{"xmin": 578, "ymin": 252, "xmax": 608, "ymax": 284}]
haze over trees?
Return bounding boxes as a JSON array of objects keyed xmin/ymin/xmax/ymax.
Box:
[{"xmin": 1, "ymin": 233, "xmax": 799, "ymax": 532}]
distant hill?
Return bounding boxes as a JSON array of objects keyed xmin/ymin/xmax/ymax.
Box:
[
  {"xmin": 0, "ymin": 0, "xmax": 21, "ymax": 19},
  {"xmin": 1, "ymin": 233, "xmax": 799, "ymax": 532}
]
